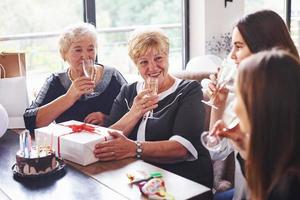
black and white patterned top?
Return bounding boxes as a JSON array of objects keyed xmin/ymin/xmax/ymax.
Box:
[{"xmin": 105, "ymin": 78, "xmax": 213, "ymax": 187}]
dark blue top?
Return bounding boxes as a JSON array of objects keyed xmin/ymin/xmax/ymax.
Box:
[{"xmin": 23, "ymin": 65, "xmax": 127, "ymax": 133}]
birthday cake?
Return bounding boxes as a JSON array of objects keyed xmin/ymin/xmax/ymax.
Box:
[
  {"xmin": 16, "ymin": 146, "xmax": 56, "ymax": 175},
  {"xmin": 15, "ymin": 130, "xmax": 57, "ymax": 175}
]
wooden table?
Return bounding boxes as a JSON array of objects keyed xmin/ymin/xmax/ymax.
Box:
[{"xmin": 0, "ymin": 130, "xmax": 212, "ymax": 200}]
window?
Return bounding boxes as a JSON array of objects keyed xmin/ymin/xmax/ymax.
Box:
[
  {"xmin": 291, "ymin": 0, "xmax": 300, "ymax": 51},
  {"xmin": 0, "ymin": 0, "xmax": 182, "ymax": 99},
  {"xmin": 244, "ymin": 0, "xmax": 285, "ymax": 17},
  {"xmin": 95, "ymin": 0, "xmax": 182, "ymax": 82},
  {"xmin": 244, "ymin": 0, "xmax": 300, "ymax": 52},
  {"xmin": 0, "ymin": 0, "xmax": 83, "ymax": 99}
]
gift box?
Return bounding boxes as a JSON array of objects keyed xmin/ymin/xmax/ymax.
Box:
[{"xmin": 34, "ymin": 120, "xmax": 114, "ymax": 166}]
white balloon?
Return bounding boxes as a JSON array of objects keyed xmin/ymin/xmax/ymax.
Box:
[{"xmin": 0, "ymin": 104, "xmax": 9, "ymax": 138}]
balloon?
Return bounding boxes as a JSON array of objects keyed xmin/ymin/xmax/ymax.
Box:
[{"xmin": 0, "ymin": 104, "xmax": 9, "ymax": 138}]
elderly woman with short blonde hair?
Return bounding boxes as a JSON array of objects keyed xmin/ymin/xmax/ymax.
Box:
[
  {"xmin": 24, "ymin": 23, "xmax": 126, "ymax": 133},
  {"xmin": 94, "ymin": 28, "xmax": 213, "ymax": 187}
]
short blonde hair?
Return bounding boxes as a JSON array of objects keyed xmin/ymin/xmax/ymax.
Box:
[
  {"xmin": 128, "ymin": 27, "xmax": 169, "ymax": 64},
  {"xmin": 58, "ymin": 23, "xmax": 98, "ymax": 61}
]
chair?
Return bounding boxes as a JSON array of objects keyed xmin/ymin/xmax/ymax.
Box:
[
  {"xmin": 0, "ymin": 76, "xmax": 29, "ymax": 128},
  {"xmin": 186, "ymin": 54, "xmax": 222, "ymax": 73}
]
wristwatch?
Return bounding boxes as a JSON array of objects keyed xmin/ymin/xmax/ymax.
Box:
[{"xmin": 135, "ymin": 141, "xmax": 143, "ymax": 159}]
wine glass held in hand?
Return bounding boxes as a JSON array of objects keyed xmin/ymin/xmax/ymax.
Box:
[
  {"xmin": 201, "ymin": 117, "xmax": 239, "ymax": 152},
  {"xmin": 147, "ymin": 77, "xmax": 158, "ymax": 96},
  {"xmin": 201, "ymin": 58, "xmax": 237, "ymax": 109},
  {"xmin": 145, "ymin": 77, "xmax": 158, "ymax": 119},
  {"xmin": 82, "ymin": 59, "xmax": 99, "ymax": 98}
]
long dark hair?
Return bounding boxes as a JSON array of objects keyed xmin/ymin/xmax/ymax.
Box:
[
  {"xmin": 236, "ymin": 10, "xmax": 299, "ymax": 58},
  {"xmin": 237, "ymin": 49, "xmax": 300, "ymax": 200}
]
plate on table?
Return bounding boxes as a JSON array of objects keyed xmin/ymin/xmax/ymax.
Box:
[{"xmin": 12, "ymin": 158, "xmax": 66, "ymax": 179}]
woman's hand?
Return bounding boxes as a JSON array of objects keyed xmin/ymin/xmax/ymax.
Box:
[
  {"xmin": 66, "ymin": 76, "xmax": 95, "ymax": 101},
  {"xmin": 129, "ymin": 89, "xmax": 159, "ymax": 119},
  {"xmin": 84, "ymin": 112, "xmax": 106, "ymax": 125},
  {"xmin": 205, "ymin": 74, "xmax": 229, "ymax": 107},
  {"xmin": 212, "ymin": 120, "xmax": 249, "ymax": 159},
  {"xmin": 93, "ymin": 130, "xmax": 136, "ymax": 161}
]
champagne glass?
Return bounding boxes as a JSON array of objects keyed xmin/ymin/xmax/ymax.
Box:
[
  {"xmin": 201, "ymin": 116, "xmax": 239, "ymax": 152},
  {"xmin": 145, "ymin": 77, "xmax": 158, "ymax": 119},
  {"xmin": 82, "ymin": 59, "xmax": 99, "ymax": 98},
  {"xmin": 201, "ymin": 58, "xmax": 237, "ymax": 109}
]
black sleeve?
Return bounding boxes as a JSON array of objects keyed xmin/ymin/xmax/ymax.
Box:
[
  {"xmin": 172, "ymin": 81, "xmax": 206, "ymax": 153},
  {"xmin": 103, "ymin": 84, "xmax": 135, "ymax": 127},
  {"xmin": 113, "ymin": 67, "xmax": 127, "ymax": 85},
  {"xmin": 23, "ymin": 74, "xmax": 59, "ymax": 133}
]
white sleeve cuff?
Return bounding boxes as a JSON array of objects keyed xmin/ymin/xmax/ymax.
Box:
[{"xmin": 169, "ymin": 135, "xmax": 198, "ymax": 161}]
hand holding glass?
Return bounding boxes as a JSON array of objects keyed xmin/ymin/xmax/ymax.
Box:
[
  {"xmin": 201, "ymin": 59, "xmax": 236, "ymax": 109},
  {"xmin": 82, "ymin": 59, "xmax": 99, "ymax": 98},
  {"xmin": 145, "ymin": 77, "xmax": 158, "ymax": 119},
  {"xmin": 201, "ymin": 117, "xmax": 239, "ymax": 152}
]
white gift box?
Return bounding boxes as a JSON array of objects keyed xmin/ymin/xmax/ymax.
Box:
[{"xmin": 34, "ymin": 120, "xmax": 114, "ymax": 166}]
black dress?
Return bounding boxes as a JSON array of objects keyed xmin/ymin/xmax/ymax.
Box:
[
  {"xmin": 105, "ymin": 79, "xmax": 213, "ymax": 188},
  {"xmin": 24, "ymin": 65, "xmax": 127, "ymax": 133}
]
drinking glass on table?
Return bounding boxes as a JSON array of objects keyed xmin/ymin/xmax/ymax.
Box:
[
  {"xmin": 201, "ymin": 115, "xmax": 239, "ymax": 152},
  {"xmin": 82, "ymin": 59, "xmax": 99, "ymax": 98},
  {"xmin": 201, "ymin": 58, "xmax": 237, "ymax": 109},
  {"xmin": 145, "ymin": 77, "xmax": 158, "ymax": 119}
]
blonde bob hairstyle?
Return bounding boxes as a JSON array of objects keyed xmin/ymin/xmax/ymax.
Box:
[
  {"xmin": 128, "ymin": 27, "xmax": 169, "ymax": 64},
  {"xmin": 58, "ymin": 23, "xmax": 98, "ymax": 61}
]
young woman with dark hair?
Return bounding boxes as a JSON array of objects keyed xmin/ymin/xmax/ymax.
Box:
[
  {"xmin": 206, "ymin": 10, "xmax": 299, "ymax": 200},
  {"xmin": 215, "ymin": 49, "xmax": 300, "ymax": 200},
  {"xmin": 236, "ymin": 10, "xmax": 299, "ymax": 57}
]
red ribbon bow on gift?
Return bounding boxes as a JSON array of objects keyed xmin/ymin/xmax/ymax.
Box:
[
  {"xmin": 67, "ymin": 123, "xmax": 96, "ymax": 133},
  {"xmin": 57, "ymin": 123, "xmax": 108, "ymax": 158}
]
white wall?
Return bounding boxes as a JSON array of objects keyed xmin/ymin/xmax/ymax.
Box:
[
  {"xmin": 189, "ymin": 0, "xmax": 206, "ymax": 58},
  {"xmin": 189, "ymin": 0, "xmax": 244, "ymax": 59}
]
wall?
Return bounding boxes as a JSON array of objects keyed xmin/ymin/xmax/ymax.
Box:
[{"xmin": 189, "ymin": 0, "xmax": 244, "ymax": 59}]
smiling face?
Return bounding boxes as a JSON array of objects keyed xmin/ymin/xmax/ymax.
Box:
[
  {"xmin": 229, "ymin": 27, "xmax": 252, "ymax": 65},
  {"xmin": 65, "ymin": 35, "xmax": 97, "ymax": 71},
  {"xmin": 136, "ymin": 48, "xmax": 171, "ymax": 92}
]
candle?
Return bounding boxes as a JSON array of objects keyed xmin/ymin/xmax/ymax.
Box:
[
  {"xmin": 50, "ymin": 131, "xmax": 53, "ymax": 151},
  {"xmin": 19, "ymin": 133, "xmax": 24, "ymax": 154},
  {"xmin": 35, "ymin": 132, "xmax": 40, "ymax": 158}
]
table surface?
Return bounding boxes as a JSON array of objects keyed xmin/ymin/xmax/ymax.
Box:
[{"xmin": 0, "ymin": 130, "xmax": 212, "ymax": 200}]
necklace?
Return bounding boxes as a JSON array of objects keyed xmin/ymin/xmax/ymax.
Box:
[{"xmin": 68, "ymin": 65, "xmax": 103, "ymax": 83}]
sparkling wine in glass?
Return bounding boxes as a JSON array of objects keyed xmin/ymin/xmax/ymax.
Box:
[
  {"xmin": 201, "ymin": 116, "xmax": 239, "ymax": 152},
  {"xmin": 201, "ymin": 58, "xmax": 236, "ymax": 109},
  {"xmin": 145, "ymin": 77, "xmax": 158, "ymax": 119},
  {"xmin": 82, "ymin": 59, "xmax": 99, "ymax": 98}
]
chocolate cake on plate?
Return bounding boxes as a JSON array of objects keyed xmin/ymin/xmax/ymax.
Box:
[{"xmin": 16, "ymin": 146, "xmax": 57, "ymax": 175}]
